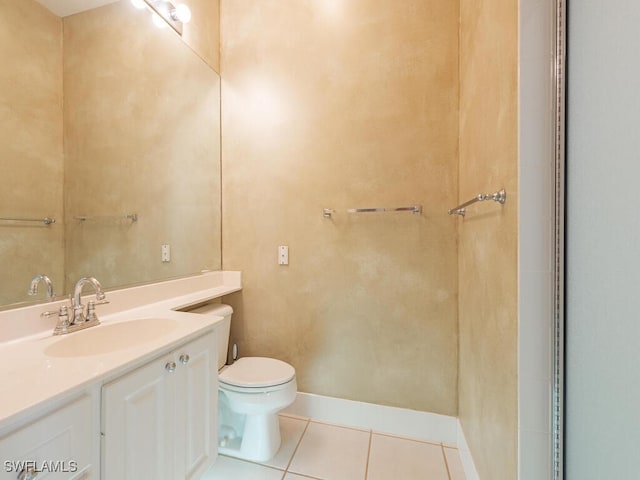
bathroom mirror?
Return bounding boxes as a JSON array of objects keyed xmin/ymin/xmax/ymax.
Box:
[{"xmin": 0, "ymin": 0, "xmax": 221, "ymax": 308}]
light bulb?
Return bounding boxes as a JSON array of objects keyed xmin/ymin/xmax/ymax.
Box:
[
  {"xmin": 151, "ymin": 12, "xmax": 168, "ymax": 29},
  {"xmin": 130, "ymin": 0, "xmax": 146, "ymax": 9},
  {"xmin": 171, "ymin": 3, "xmax": 192, "ymax": 23}
]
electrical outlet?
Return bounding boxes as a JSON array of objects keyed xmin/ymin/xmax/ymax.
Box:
[
  {"xmin": 278, "ymin": 246, "xmax": 289, "ymax": 265},
  {"xmin": 162, "ymin": 244, "xmax": 171, "ymax": 263}
]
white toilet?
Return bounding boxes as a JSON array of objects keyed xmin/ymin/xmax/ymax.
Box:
[{"xmin": 190, "ymin": 303, "xmax": 297, "ymax": 462}]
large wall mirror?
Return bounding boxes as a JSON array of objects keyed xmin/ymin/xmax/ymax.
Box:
[{"xmin": 0, "ymin": 0, "xmax": 221, "ymax": 308}]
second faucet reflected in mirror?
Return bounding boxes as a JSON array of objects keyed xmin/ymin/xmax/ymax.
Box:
[{"xmin": 28, "ymin": 274, "xmax": 56, "ymax": 301}]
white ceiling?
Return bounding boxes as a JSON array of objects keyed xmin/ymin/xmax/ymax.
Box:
[{"xmin": 35, "ymin": 0, "xmax": 120, "ymax": 17}]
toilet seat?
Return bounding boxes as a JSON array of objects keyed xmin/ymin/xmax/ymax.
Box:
[{"xmin": 219, "ymin": 357, "xmax": 295, "ymax": 390}]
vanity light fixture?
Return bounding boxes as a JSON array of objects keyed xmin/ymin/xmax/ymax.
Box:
[
  {"xmin": 170, "ymin": 3, "xmax": 192, "ymax": 23},
  {"xmin": 151, "ymin": 12, "xmax": 169, "ymax": 29},
  {"xmin": 130, "ymin": 0, "xmax": 192, "ymax": 35}
]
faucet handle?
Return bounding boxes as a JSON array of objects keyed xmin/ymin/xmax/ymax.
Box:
[
  {"xmin": 86, "ymin": 301, "xmax": 97, "ymax": 322},
  {"xmin": 52, "ymin": 305, "xmax": 71, "ymax": 335},
  {"xmin": 86, "ymin": 300, "xmax": 108, "ymax": 323},
  {"xmin": 42, "ymin": 296, "xmax": 71, "ymax": 319}
]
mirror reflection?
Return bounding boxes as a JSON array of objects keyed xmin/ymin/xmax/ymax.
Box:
[{"xmin": 0, "ymin": 0, "xmax": 221, "ymax": 307}]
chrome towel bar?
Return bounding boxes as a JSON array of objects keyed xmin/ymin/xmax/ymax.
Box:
[
  {"xmin": 75, "ymin": 213, "xmax": 138, "ymax": 222},
  {"xmin": 448, "ymin": 189, "xmax": 506, "ymax": 217},
  {"xmin": 323, "ymin": 205, "xmax": 422, "ymax": 218},
  {"xmin": 0, "ymin": 216, "xmax": 56, "ymax": 225}
]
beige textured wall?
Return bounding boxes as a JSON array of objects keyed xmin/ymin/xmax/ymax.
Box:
[
  {"xmin": 182, "ymin": 0, "xmax": 220, "ymax": 72},
  {"xmin": 221, "ymin": 0, "xmax": 459, "ymax": 414},
  {"xmin": 64, "ymin": 1, "xmax": 221, "ymax": 291},
  {"xmin": 458, "ymin": 0, "xmax": 519, "ymax": 478},
  {"xmin": 0, "ymin": 0, "xmax": 64, "ymax": 305}
]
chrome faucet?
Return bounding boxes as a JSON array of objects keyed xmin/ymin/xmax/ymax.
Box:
[
  {"xmin": 72, "ymin": 276, "xmax": 106, "ymax": 324},
  {"xmin": 28, "ymin": 274, "xmax": 55, "ymax": 301},
  {"xmin": 44, "ymin": 276, "xmax": 108, "ymax": 335}
]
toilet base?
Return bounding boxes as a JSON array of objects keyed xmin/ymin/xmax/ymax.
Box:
[{"xmin": 218, "ymin": 413, "xmax": 281, "ymax": 462}]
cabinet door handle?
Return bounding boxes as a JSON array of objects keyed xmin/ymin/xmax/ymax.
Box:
[
  {"xmin": 165, "ymin": 361, "xmax": 177, "ymax": 373},
  {"xmin": 17, "ymin": 466, "xmax": 38, "ymax": 480},
  {"xmin": 179, "ymin": 354, "xmax": 190, "ymax": 365}
]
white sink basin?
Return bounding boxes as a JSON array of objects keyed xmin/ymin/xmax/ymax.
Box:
[{"xmin": 43, "ymin": 318, "xmax": 179, "ymax": 358}]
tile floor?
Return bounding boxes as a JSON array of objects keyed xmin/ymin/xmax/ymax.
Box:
[{"xmin": 202, "ymin": 414, "xmax": 466, "ymax": 480}]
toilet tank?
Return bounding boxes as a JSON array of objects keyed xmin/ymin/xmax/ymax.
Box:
[{"xmin": 186, "ymin": 303, "xmax": 232, "ymax": 370}]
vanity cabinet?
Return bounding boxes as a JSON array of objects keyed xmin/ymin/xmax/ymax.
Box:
[
  {"xmin": 0, "ymin": 392, "xmax": 98, "ymax": 479},
  {"xmin": 101, "ymin": 332, "xmax": 216, "ymax": 480}
]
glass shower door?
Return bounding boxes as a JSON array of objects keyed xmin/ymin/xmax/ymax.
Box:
[{"xmin": 565, "ymin": 1, "xmax": 640, "ymax": 478}]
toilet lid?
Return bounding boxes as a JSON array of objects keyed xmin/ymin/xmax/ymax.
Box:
[{"xmin": 219, "ymin": 357, "xmax": 295, "ymax": 388}]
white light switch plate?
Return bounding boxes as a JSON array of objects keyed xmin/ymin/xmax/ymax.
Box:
[
  {"xmin": 278, "ymin": 246, "xmax": 289, "ymax": 265},
  {"xmin": 162, "ymin": 244, "xmax": 171, "ymax": 263}
]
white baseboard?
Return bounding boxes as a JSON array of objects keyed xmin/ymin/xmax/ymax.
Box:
[
  {"xmin": 282, "ymin": 392, "xmax": 458, "ymax": 446},
  {"xmin": 456, "ymin": 419, "xmax": 480, "ymax": 480}
]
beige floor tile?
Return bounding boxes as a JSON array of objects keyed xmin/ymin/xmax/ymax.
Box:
[
  {"xmin": 262, "ymin": 416, "xmax": 310, "ymax": 470},
  {"xmin": 201, "ymin": 455, "xmax": 285, "ymax": 480},
  {"xmin": 284, "ymin": 474, "xmax": 321, "ymax": 480},
  {"xmin": 280, "ymin": 412, "xmax": 310, "ymax": 422},
  {"xmin": 367, "ymin": 434, "xmax": 449, "ymax": 480},
  {"xmin": 443, "ymin": 447, "xmax": 466, "ymax": 480},
  {"xmin": 288, "ymin": 422, "xmax": 370, "ymax": 480}
]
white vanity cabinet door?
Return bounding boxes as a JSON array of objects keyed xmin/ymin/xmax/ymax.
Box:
[
  {"xmin": 101, "ymin": 352, "xmax": 176, "ymax": 480},
  {"xmin": 174, "ymin": 332, "xmax": 217, "ymax": 480},
  {"xmin": 101, "ymin": 331, "xmax": 216, "ymax": 480},
  {"xmin": 0, "ymin": 393, "xmax": 96, "ymax": 479}
]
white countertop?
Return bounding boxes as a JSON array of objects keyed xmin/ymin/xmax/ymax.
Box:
[{"xmin": 0, "ymin": 271, "xmax": 241, "ymax": 430}]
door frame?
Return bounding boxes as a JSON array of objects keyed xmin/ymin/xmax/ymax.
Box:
[{"xmin": 552, "ymin": 0, "xmax": 566, "ymax": 478}]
